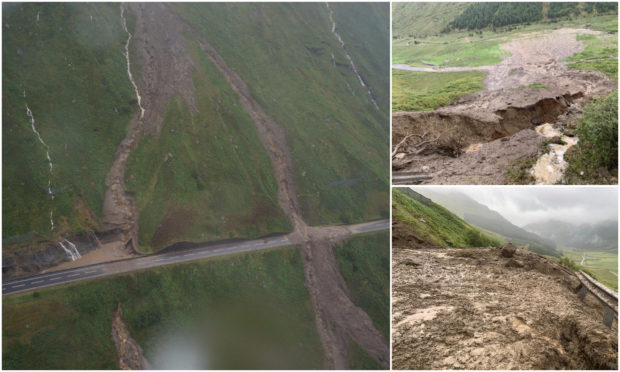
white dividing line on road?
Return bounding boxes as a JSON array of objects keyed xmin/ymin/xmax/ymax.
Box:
[
  {"xmin": 84, "ymin": 270, "xmax": 98, "ymax": 274},
  {"xmin": 153, "ymin": 258, "xmax": 167, "ymax": 262},
  {"xmin": 31, "ymin": 280, "xmax": 44, "ymax": 284},
  {"xmin": 67, "ymin": 273, "xmax": 81, "ymax": 277},
  {"xmin": 12, "ymin": 284, "xmax": 25, "ymax": 288}
]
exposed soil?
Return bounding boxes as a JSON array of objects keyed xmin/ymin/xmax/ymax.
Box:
[
  {"xmin": 392, "ymin": 243, "xmax": 618, "ymax": 369},
  {"xmin": 393, "ymin": 28, "xmax": 617, "ymax": 184},
  {"xmin": 111, "ymin": 302, "xmax": 151, "ymax": 370}
]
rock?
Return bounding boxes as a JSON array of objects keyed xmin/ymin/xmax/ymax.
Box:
[
  {"xmin": 394, "ymin": 153, "xmax": 406, "ymax": 159},
  {"xmin": 505, "ymin": 258, "xmax": 523, "ymax": 268},
  {"xmin": 500, "ymin": 242, "xmax": 517, "ymax": 258},
  {"xmin": 402, "ymin": 259, "xmax": 420, "ymax": 267}
]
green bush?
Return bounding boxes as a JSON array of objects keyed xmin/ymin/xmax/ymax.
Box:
[
  {"xmin": 575, "ymin": 91, "xmax": 618, "ymax": 170},
  {"xmin": 465, "ymin": 228, "xmax": 500, "ymax": 247},
  {"xmin": 558, "ymin": 256, "xmax": 579, "ymax": 270}
]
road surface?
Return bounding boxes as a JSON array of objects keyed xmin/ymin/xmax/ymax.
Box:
[{"xmin": 3, "ymin": 219, "xmax": 388, "ymax": 296}]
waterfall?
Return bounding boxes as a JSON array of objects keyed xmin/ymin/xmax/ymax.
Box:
[
  {"xmin": 59, "ymin": 239, "xmax": 81, "ymax": 261},
  {"xmin": 120, "ymin": 4, "xmax": 145, "ymax": 119},
  {"xmin": 325, "ymin": 3, "xmax": 379, "ymax": 109}
]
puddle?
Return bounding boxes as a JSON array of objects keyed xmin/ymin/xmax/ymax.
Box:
[{"xmin": 530, "ymin": 124, "xmax": 578, "ymax": 184}]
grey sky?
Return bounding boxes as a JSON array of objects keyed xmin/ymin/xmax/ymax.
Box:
[{"xmin": 414, "ymin": 186, "xmax": 618, "ymax": 227}]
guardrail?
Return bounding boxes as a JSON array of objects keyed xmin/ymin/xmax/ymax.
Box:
[
  {"xmin": 575, "ymin": 270, "xmax": 618, "ymax": 328},
  {"xmin": 392, "ymin": 172, "xmax": 431, "ymax": 185}
]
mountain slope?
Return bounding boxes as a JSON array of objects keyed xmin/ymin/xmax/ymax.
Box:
[
  {"xmin": 524, "ymin": 219, "xmax": 618, "ymax": 252},
  {"xmin": 2, "ymin": 3, "xmax": 389, "ymax": 257},
  {"xmin": 393, "ymin": 188, "xmax": 500, "ymax": 248},
  {"xmin": 417, "ymin": 190, "xmax": 562, "ymax": 257}
]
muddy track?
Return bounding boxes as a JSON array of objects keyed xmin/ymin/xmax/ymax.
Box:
[
  {"xmin": 164, "ymin": 5, "xmax": 388, "ymax": 368},
  {"xmin": 392, "ymin": 246, "xmax": 618, "ymax": 369},
  {"xmin": 392, "ymin": 28, "xmax": 617, "ymax": 184}
]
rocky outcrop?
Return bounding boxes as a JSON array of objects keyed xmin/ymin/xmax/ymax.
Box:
[{"xmin": 2, "ymin": 231, "xmax": 102, "ymax": 279}]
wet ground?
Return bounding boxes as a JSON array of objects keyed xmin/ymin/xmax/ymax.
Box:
[
  {"xmin": 392, "ymin": 28, "xmax": 617, "ymax": 184},
  {"xmin": 392, "ymin": 245, "xmax": 618, "ymax": 370}
]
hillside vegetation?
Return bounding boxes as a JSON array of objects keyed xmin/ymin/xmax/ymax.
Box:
[
  {"xmin": 3, "ymin": 3, "xmax": 135, "ymax": 241},
  {"xmin": 416, "ymin": 190, "xmax": 562, "ymax": 258},
  {"xmin": 3, "ymin": 3, "xmax": 389, "ymax": 254},
  {"xmin": 3, "ymin": 247, "xmax": 323, "ymax": 369},
  {"xmin": 393, "ymin": 188, "xmax": 500, "ymax": 248}
]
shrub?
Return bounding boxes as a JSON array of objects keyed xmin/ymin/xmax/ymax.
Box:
[{"xmin": 575, "ymin": 91, "xmax": 618, "ymax": 170}]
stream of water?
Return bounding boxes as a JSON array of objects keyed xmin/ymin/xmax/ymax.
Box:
[
  {"xmin": 530, "ymin": 123, "xmax": 579, "ymax": 184},
  {"xmin": 120, "ymin": 4, "xmax": 145, "ymax": 119},
  {"xmin": 326, "ymin": 3, "xmax": 379, "ymax": 110}
]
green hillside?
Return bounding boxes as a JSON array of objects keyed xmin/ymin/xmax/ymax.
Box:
[
  {"xmin": 173, "ymin": 3, "xmax": 389, "ymax": 228},
  {"xmin": 417, "ymin": 190, "xmax": 562, "ymax": 258},
  {"xmin": 3, "ymin": 3, "xmax": 389, "ymax": 252},
  {"xmin": 393, "ymin": 2, "xmax": 471, "ymax": 39},
  {"xmin": 3, "ymin": 3, "xmax": 135, "ymax": 240},
  {"xmin": 2, "ymin": 247, "xmax": 323, "ymax": 369},
  {"xmin": 393, "ymin": 188, "xmax": 500, "ymax": 248}
]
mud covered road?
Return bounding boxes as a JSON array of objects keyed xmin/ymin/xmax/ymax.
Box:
[
  {"xmin": 393, "ymin": 28, "xmax": 617, "ymax": 184},
  {"xmin": 392, "ymin": 246, "xmax": 618, "ymax": 370}
]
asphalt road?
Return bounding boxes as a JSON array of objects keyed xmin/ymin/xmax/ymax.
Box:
[{"xmin": 3, "ymin": 219, "xmax": 388, "ymax": 296}]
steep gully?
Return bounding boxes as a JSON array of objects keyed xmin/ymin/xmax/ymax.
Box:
[{"xmin": 171, "ymin": 6, "xmax": 388, "ymax": 367}]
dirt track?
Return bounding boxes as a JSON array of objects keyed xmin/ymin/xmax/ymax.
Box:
[
  {"xmin": 392, "ymin": 246, "xmax": 618, "ymax": 370},
  {"xmin": 393, "ymin": 28, "xmax": 617, "ymax": 184}
]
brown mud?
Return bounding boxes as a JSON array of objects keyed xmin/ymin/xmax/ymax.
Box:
[
  {"xmin": 111, "ymin": 302, "xmax": 151, "ymax": 370},
  {"xmin": 393, "ymin": 28, "xmax": 617, "ymax": 184},
  {"xmin": 392, "ymin": 239, "xmax": 618, "ymax": 369}
]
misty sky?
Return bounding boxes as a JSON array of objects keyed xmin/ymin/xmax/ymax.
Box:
[{"xmin": 414, "ymin": 186, "xmax": 618, "ymax": 227}]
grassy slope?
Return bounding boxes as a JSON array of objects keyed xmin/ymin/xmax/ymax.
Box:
[
  {"xmin": 393, "ymin": 2, "xmax": 471, "ymax": 39},
  {"xmin": 393, "ymin": 12, "xmax": 617, "ymax": 68},
  {"xmin": 392, "ymin": 70, "xmax": 485, "ymax": 112},
  {"xmin": 566, "ymin": 32, "xmax": 618, "ymax": 80},
  {"xmin": 125, "ymin": 36, "xmax": 291, "ymax": 252},
  {"xmin": 393, "ymin": 189, "xmax": 500, "ymax": 248},
  {"xmin": 173, "ymin": 3, "xmax": 389, "ymax": 226},
  {"xmin": 3, "ymin": 247, "xmax": 323, "ymax": 369},
  {"xmin": 560, "ymin": 248, "xmax": 618, "ymax": 291},
  {"xmin": 2, "ymin": 3, "xmax": 135, "ymax": 243},
  {"xmin": 334, "ymin": 231, "xmax": 389, "ymax": 340}
]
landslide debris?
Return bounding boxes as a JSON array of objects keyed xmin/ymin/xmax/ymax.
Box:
[
  {"xmin": 111, "ymin": 303, "xmax": 151, "ymax": 370},
  {"xmin": 392, "ymin": 246, "xmax": 618, "ymax": 370},
  {"xmin": 392, "ymin": 28, "xmax": 617, "ymax": 184}
]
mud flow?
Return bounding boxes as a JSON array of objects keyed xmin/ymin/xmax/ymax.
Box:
[
  {"xmin": 392, "ymin": 244, "xmax": 618, "ymax": 370},
  {"xmin": 392, "ymin": 28, "xmax": 617, "ymax": 184}
]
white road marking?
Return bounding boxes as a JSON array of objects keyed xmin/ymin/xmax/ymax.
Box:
[
  {"xmin": 84, "ymin": 270, "xmax": 98, "ymax": 274},
  {"xmin": 32, "ymin": 280, "xmax": 44, "ymax": 284},
  {"xmin": 12, "ymin": 284, "xmax": 25, "ymax": 288},
  {"xmin": 67, "ymin": 273, "xmax": 80, "ymax": 277}
]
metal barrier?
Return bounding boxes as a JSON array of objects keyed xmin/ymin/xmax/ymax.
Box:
[{"xmin": 575, "ymin": 270, "xmax": 618, "ymax": 328}]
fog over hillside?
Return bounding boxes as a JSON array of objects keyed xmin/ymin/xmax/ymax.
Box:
[{"xmin": 421, "ymin": 186, "xmax": 617, "ymax": 227}]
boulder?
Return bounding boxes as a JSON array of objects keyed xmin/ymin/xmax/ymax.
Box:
[{"xmin": 500, "ymin": 242, "xmax": 517, "ymax": 258}]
